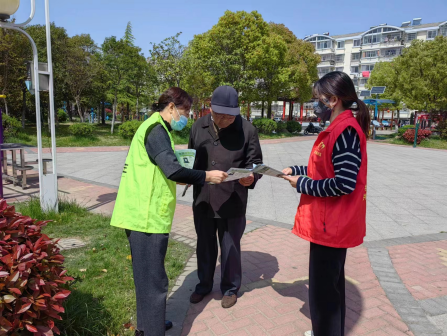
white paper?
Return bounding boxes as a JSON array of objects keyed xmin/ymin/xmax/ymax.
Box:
[
  {"xmin": 175, "ymin": 149, "xmax": 196, "ymax": 169},
  {"xmin": 252, "ymin": 164, "xmax": 286, "ymax": 178},
  {"xmin": 224, "ymin": 164, "xmax": 285, "ymax": 182}
]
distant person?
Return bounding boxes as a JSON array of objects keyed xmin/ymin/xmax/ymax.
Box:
[
  {"xmin": 282, "ymin": 71, "xmax": 370, "ymax": 336},
  {"xmin": 188, "ymin": 86, "xmax": 263, "ymax": 309},
  {"xmin": 110, "ymin": 87, "xmax": 227, "ymax": 336}
]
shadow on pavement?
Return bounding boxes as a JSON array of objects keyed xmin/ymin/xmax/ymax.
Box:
[{"xmin": 168, "ymin": 250, "xmax": 363, "ymax": 335}]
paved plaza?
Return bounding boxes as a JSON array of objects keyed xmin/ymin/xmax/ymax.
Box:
[{"xmin": 6, "ymin": 137, "xmax": 447, "ymax": 335}]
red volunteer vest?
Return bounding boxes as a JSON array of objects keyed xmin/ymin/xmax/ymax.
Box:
[{"xmin": 292, "ymin": 110, "xmax": 368, "ymax": 248}]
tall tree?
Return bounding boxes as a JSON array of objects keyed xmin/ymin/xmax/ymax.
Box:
[
  {"xmin": 270, "ymin": 23, "xmax": 320, "ymax": 118},
  {"xmin": 248, "ymin": 32, "xmax": 289, "ymax": 118},
  {"xmin": 149, "ymin": 32, "xmax": 186, "ymax": 90},
  {"xmin": 394, "ymin": 36, "xmax": 447, "ymax": 113},
  {"xmin": 123, "ymin": 21, "xmax": 135, "ymax": 46},
  {"xmin": 190, "ymin": 11, "xmax": 269, "ymax": 96},
  {"xmin": 64, "ymin": 34, "xmax": 97, "ymax": 122},
  {"xmin": 102, "ymin": 36, "xmax": 133, "ymax": 133}
]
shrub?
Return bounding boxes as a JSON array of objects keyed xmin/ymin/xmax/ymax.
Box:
[
  {"xmin": 172, "ymin": 118, "xmax": 194, "ymax": 138},
  {"xmin": 252, "ymin": 118, "xmax": 277, "ymax": 134},
  {"xmin": 436, "ymin": 120, "xmax": 447, "ymax": 140},
  {"xmin": 397, "ymin": 124, "xmax": 415, "ymax": 137},
  {"xmin": 286, "ymin": 120, "xmax": 302, "ymax": 133},
  {"xmin": 0, "ymin": 199, "xmax": 72, "ymax": 335},
  {"xmin": 69, "ymin": 123, "xmax": 95, "ymax": 136},
  {"xmin": 2, "ymin": 115, "xmax": 21, "ymax": 140},
  {"xmin": 57, "ymin": 109, "xmax": 68, "ymax": 123},
  {"xmin": 118, "ymin": 120, "xmax": 143, "ymax": 139},
  {"xmin": 402, "ymin": 129, "xmax": 432, "ymax": 144},
  {"xmin": 276, "ymin": 121, "xmax": 287, "ymax": 132}
]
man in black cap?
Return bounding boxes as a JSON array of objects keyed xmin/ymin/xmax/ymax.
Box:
[{"xmin": 188, "ymin": 85, "xmax": 263, "ymax": 308}]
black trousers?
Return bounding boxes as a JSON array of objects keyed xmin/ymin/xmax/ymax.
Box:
[
  {"xmin": 309, "ymin": 242, "xmax": 347, "ymax": 336},
  {"xmin": 194, "ymin": 214, "xmax": 246, "ymax": 296},
  {"xmin": 126, "ymin": 230, "xmax": 169, "ymax": 336}
]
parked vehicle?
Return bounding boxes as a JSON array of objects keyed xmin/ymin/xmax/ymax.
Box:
[
  {"xmin": 304, "ymin": 123, "xmax": 322, "ymax": 135},
  {"xmin": 371, "ymin": 120, "xmax": 381, "ymax": 128},
  {"xmin": 273, "ymin": 117, "xmax": 282, "ymax": 122}
]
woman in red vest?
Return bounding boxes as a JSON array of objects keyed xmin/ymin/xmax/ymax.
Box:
[{"xmin": 283, "ymin": 71, "xmax": 370, "ymax": 336}]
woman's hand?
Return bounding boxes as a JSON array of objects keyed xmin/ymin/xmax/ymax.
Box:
[
  {"xmin": 283, "ymin": 175, "xmax": 300, "ymax": 188},
  {"xmin": 206, "ymin": 170, "xmax": 228, "ymax": 184},
  {"xmin": 282, "ymin": 167, "xmax": 293, "ymax": 175},
  {"xmin": 239, "ymin": 173, "xmax": 254, "ymax": 187}
]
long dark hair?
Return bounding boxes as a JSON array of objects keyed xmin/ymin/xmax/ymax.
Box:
[
  {"xmin": 313, "ymin": 71, "xmax": 370, "ymax": 137},
  {"xmin": 152, "ymin": 87, "xmax": 193, "ymax": 112}
]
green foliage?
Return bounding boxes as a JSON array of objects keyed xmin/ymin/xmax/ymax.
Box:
[
  {"xmin": 2, "ymin": 114, "xmax": 21, "ymax": 139},
  {"xmin": 118, "ymin": 120, "xmax": 143, "ymax": 139},
  {"xmin": 436, "ymin": 120, "xmax": 447, "ymax": 139},
  {"xmin": 69, "ymin": 123, "xmax": 95, "ymax": 136},
  {"xmin": 397, "ymin": 124, "xmax": 415, "ymax": 137},
  {"xmin": 286, "ymin": 120, "xmax": 302, "ymax": 133},
  {"xmin": 369, "ymin": 37, "xmax": 447, "ymax": 113},
  {"xmin": 149, "ymin": 33, "xmax": 186, "ymax": 89},
  {"xmin": 172, "ymin": 118, "xmax": 194, "ymax": 138},
  {"xmin": 276, "ymin": 121, "xmax": 287, "ymax": 132},
  {"xmin": 57, "ymin": 109, "xmax": 68, "ymax": 122},
  {"xmin": 252, "ymin": 118, "xmax": 277, "ymax": 134}
]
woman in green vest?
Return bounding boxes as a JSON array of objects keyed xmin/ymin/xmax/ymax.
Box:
[{"xmin": 111, "ymin": 87, "xmax": 228, "ymax": 336}]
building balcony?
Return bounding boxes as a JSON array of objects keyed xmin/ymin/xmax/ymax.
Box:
[
  {"xmin": 318, "ymin": 61, "xmax": 335, "ymax": 67},
  {"xmin": 360, "ymin": 57, "xmax": 380, "ymax": 63}
]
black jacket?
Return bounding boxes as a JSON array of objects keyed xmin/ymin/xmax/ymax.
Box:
[{"xmin": 188, "ymin": 115, "xmax": 263, "ymax": 218}]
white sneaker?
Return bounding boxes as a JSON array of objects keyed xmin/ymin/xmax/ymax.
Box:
[{"xmin": 304, "ymin": 331, "xmax": 314, "ymax": 336}]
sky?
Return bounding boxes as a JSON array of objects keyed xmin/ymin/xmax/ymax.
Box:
[{"xmin": 12, "ymin": 0, "xmax": 447, "ymax": 56}]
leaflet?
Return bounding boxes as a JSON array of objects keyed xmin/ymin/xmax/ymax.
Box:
[
  {"xmin": 175, "ymin": 149, "xmax": 196, "ymax": 169},
  {"xmin": 225, "ymin": 164, "xmax": 285, "ymax": 182}
]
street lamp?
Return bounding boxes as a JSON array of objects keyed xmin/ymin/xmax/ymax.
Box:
[
  {"xmin": 0, "ymin": 0, "xmax": 58, "ymax": 212},
  {"xmin": 0, "ymin": 0, "xmax": 20, "ymax": 20}
]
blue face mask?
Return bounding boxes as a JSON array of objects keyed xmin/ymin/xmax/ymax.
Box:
[{"xmin": 171, "ymin": 106, "xmax": 188, "ymax": 131}]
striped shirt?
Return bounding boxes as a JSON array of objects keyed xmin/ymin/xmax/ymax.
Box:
[{"xmin": 291, "ymin": 126, "xmax": 361, "ymax": 197}]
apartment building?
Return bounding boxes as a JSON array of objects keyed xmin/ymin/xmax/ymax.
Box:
[{"xmin": 304, "ymin": 18, "xmax": 447, "ymax": 93}]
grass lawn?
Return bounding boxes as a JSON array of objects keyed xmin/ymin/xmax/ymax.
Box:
[
  {"xmin": 373, "ymin": 133, "xmax": 447, "ymax": 150},
  {"xmin": 15, "ymin": 198, "xmax": 193, "ymax": 336},
  {"xmin": 7, "ymin": 122, "xmax": 303, "ymax": 148}
]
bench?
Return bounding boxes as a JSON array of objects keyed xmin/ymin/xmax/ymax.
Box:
[
  {"xmin": 24, "ymin": 159, "xmax": 52, "ymax": 174},
  {"xmin": 15, "ymin": 166, "xmax": 33, "ymax": 189}
]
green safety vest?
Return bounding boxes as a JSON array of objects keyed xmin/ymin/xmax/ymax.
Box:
[{"xmin": 110, "ymin": 112, "xmax": 176, "ymax": 233}]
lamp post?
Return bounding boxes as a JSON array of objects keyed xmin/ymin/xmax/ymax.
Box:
[{"xmin": 0, "ymin": 0, "xmax": 58, "ymax": 212}]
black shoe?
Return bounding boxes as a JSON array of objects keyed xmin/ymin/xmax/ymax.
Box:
[
  {"xmin": 134, "ymin": 322, "xmax": 172, "ymax": 335},
  {"xmin": 165, "ymin": 320, "xmax": 173, "ymax": 331}
]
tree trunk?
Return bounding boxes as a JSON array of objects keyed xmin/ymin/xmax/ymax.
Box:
[
  {"xmin": 21, "ymin": 88, "xmax": 26, "ymax": 129},
  {"xmin": 101, "ymin": 101, "xmax": 106, "ymax": 125},
  {"xmin": 121, "ymin": 103, "xmax": 124, "ymax": 123},
  {"xmin": 261, "ymin": 101, "xmax": 265, "ymax": 118},
  {"xmin": 3, "ymin": 98, "xmax": 8, "ymax": 116},
  {"xmin": 67, "ymin": 99, "xmax": 73, "ymax": 121},
  {"xmin": 136, "ymin": 97, "xmax": 139, "ymax": 120},
  {"xmin": 76, "ymin": 98, "xmax": 84, "ymax": 123},
  {"xmin": 126, "ymin": 102, "xmax": 130, "ymax": 121},
  {"xmin": 111, "ymin": 95, "xmax": 117, "ymax": 134},
  {"xmin": 289, "ymin": 102, "xmax": 294, "ymax": 121},
  {"xmin": 267, "ymin": 101, "xmax": 272, "ymax": 119},
  {"xmin": 246, "ymin": 103, "xmax": 251, "ymax": 121}
]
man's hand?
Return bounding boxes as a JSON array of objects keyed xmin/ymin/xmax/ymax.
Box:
[
  {"xmin": 239, "ymin": 173, "xmax": 254, "ymax": 187},
  {"xmin": 283, "ymin": 175, "xmax": 300, "ymax": 188},
  {"xmin": 282, "ymin": 167, "xmax": 293, "ymax": 175}
]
